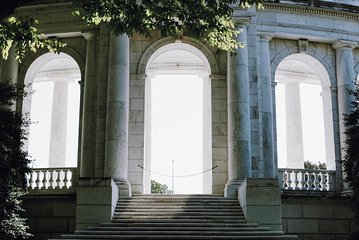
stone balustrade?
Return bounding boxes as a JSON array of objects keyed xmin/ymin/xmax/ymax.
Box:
[
  {"xmin": 27, "ymin": 168, "xmax": 78, "ymax": 193},
  {"xmin": 279, "ymin": 168, "xmax": 336, "ymax": 192}
]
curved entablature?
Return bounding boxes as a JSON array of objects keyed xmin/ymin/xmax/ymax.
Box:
[{"xmin": 137, "ymin": 37, "xmax": 219, "ymax": 76}]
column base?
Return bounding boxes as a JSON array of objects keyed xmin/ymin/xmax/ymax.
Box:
[
  {"xmin": 115, "ymin": 180, "xmax": 132, "ymax": 198},
  {"xmin": 224, "ymin": 179, "xmax": 243, "ymax": 198}
]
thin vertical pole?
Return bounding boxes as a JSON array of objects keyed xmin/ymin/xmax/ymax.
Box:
[{"xmin": 172, "ymin": 160, "xmax": 174, "ymax": 194}]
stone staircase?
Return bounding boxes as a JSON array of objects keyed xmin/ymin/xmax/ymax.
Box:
[{"xmin": 56, "ymin": 195, "xmax": 297, "ymax": 239}]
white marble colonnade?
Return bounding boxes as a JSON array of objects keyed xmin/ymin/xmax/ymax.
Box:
[
  {"xmin": 282, "ymin": 78, "xmax": 305, "ymax": 169},
  {"xmin": 225, "ymin": 20, "xmax": 252, "ymax": 197},
  {"xmin": 49, "ymin": 78, "xmax": 72, "ymax": 167},
  {"xmin": 259, "ymin": 33, "xmax": 276, "ymax": 177},
  {"xmin": 332, "ymin": 40, "xmax": 357, "ymax": 192},
  {"xmin": 80, "ymin": 31, "xmax": 97, "ymax": 176},
  {"xmin": 105, "ymin": 33, "xmax": 131, "ymax": 196}
]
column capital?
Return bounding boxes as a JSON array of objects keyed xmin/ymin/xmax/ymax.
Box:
[
  {"xmin": 82, "ymin": 30, "xmax": 98, "ymax": 41},
  {"xmin": 332, "ymin": 40, "xmax": 357, "ymax": 50},
  {"xmin": 258, "ymin": 32, "xmax": 274, "ymax": 42},
  {"xmin": 232, "ymin": 18, "xmax": 251, "ymax": 28}
]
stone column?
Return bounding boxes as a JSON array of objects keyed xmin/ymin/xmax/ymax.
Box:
[
  {"xmin": 143, "ymin": 74, "xmax": 154, "ymax": 194},
  {"xmin": 201, "ymin": 74, "xmax": 212, "ymax": 194},
  {"xmin": 80, "ymin": 31, "xmax": 97, "ymax": 177},
  {"xmin": 49, "ymin": 78, "xmax": 71, "ymax": 167},
  {"xmin": 282, "ymin": 79, "xmax": 304, "ymax": 169},
  {"xmin": 259, "ymin": 33, "xmax": 275, "ymax": 177},
  {"xmin": 0, "ymin": 48, "xmax": 19, "ymax": 111},
  {"xmin": 105, "ymin": 33, "xmax": 131, "ymax": 196},
  {"xmin": 225, "ymin": 21, "xmax": 252, "ymax": 197},
  {"xmin": 332, "ymin": 40, "xmax": 356, "ymax": 192}
]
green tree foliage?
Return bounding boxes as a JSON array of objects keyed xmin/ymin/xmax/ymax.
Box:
[
  {"xmin": 0, "ymin": 16, "xmax": 65, "ymax": 61},
  {"xmin": 343, "ymin": 87, "xmax": 359, "ymax": 218},
  {"xmin": 151, "ymin": 180, "xmax": 173, "ymax": 194},
  {"xmin": 0, "ymin": 81, "xmax": 32, "ymax": 240},
  {"xmin": 73, "ymin": 0, "xmax": 263, "ymax": 52},
  {"xmin": 0, "ymin": 0, "xmax": 264, "ymax": 60}
]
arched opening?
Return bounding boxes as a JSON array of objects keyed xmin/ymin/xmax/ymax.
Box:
[
  {"xmin": 23, "ymin": 52, "xmax": 81, "ymax": 168},
  {"xmin": 275, "ymin": 54, "xmax": 335, "ymax": 170},
  {"xmin": 144, "ymin": 42, "xmax": 212, "ymax": 194}
]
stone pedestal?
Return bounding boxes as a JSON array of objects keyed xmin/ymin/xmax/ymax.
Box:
[
  {"xmin": 75, "ymin": 178, "xmax": 119, "ymax": 230},
  {"xmin": 238, "ymin": 178, "xmax": 282, "ymax": 231}
]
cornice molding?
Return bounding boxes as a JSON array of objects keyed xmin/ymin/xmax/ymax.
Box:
[
  {"xmin": 15, "ymin": 2, "xmax": 72, "ymax": 15},
  {"xmin": 264, "ymin": 2, "xmax": 359, "ymax": 20}
]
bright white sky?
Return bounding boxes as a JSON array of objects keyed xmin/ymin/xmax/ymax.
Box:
[
  {"xmin": 28, "ymin": 81, "xmax": 79, "ymax": 168},
  {"xmin": 276, "ymin": 83, "xmax": 326, "ymax": 168},
  {"xmin": 150, "ymin": 75, "xmax": 204, "ymax": 194}
]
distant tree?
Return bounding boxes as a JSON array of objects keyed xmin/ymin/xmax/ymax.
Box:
[
  {"xmin": 343, "ymin": 87, "xmax": 359, "ymax": 218},
  {"xmin": 151, "ymin": 180, "xmax": 173, "ymax": 194},
  {"xmin": 0, "ymin": 81, "xmax": 32, "ymax": 240},
  {"xmin": 304, "ymin": 161, "xmax": 327, "ymax": 170}
]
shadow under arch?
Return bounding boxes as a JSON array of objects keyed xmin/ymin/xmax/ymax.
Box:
[
  {"xmin": 141, "ymin": 40, "xmax": 213, "ymax": 194},
  {"xmin": 273, "ymin": 53, "xmax": 338, "ymax": 171},
  {"xmin": 18, "ymin": 47, "xmax": 85, "ymax": 87}
]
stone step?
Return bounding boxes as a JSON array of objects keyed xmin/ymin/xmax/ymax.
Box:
[
  {"xmin": 114, "ymin": 209, "xmax": 243, "ymax": 214},
  {"xmin": 98, "ymin": 222, "xmax": 260, "ymax": 227},
  {"xmin": 87, "ymin": 226, "xmax": 271, "ymax": 232},
  {"xmin": 58, "ymin": 234, "xmax": 297, "ymax": 239},
  {"xmin": 131, "ymin": 194, "xmax": 225, "ymax": 198},
  {"xmin": 51, "ymin": 195, "xmax": 297, "ymax": 240},
  {"xmin": 73, "ymin": 230, "xmax": 286, "ymax": 236},
  {"xmin": 116, "ymin": 206, "xmax": 242, "ymax": 210},
  {"xmin": 113, "ymin": 215, "xmax": 245, "ymax": 219},
  {"xmin": 110, "ymin": 218, "xmax": 247, "ymax": 223}
]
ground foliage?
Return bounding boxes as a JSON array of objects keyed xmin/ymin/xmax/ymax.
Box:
[
  {"xmin": 0, "ymin": 81, "xmax": 32, "ymax": 240},
  {"xmin": 304, "ymin": 161, "xmax": 327, "ymax": 170},
  {"xmin": 151, "ymin": 180, "xmax": 173, "ymax": 194},
  {"xmin": 343, "ymin": 87, "xmax": 359, "ymax": 218}
]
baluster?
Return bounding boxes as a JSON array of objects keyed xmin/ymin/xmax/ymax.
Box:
[
  {"xmin": 55, "ymin": 170, "xmax": 61, "ymax": 189},
  {"xmin": 28, "ymin": 172, "xmax": 34, "ymax": 190},
  {"xmin": 294, "ymin": 170, "xmax": 300, "ymax": 190},
  {"xmin": 303, "ymin": 172, "xmax": 309, "ymax": 190},
  {"xmin": 299, "ymin": 171, "xmax": 305, "ymax": 190},
  {"xmin": 68, "ymin": 170, "xmax": 73, "ymax": 188},
  {"xmin": 41, "ymin": 170, "xmax": 48, "ymax": 189},
  {"xmin": 327, "ymin": 172, "xmax": 333, "ymax": 191},
  {"xmin": 287, "ymin": 171, "xmax": 293, "ymax": 190},
  {"xmin": 49, "ymin": 170, "xmax": 55, "ymax": 189},
  {"xmin": 319, "ymin": 172, "xmax": 326, "ymax": 191},
  {"xmin": 35, "ymin": 171, "xmax": 41, "ymax": 190},
  {"xmin": 283, "ymin": 171, "xmax": 289, "ymax": 190},
  {"xmin": 308, "ymin": 172, "xmax": 314, "ymax": 190},
  {"xmin": 63, "ymin": 170, "xmax": 69, "ymax": 189},
  {"xmin": 314, "ymin": 172, "xmax": 320, "ymax": 190}
]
